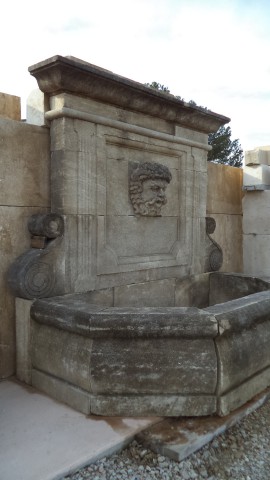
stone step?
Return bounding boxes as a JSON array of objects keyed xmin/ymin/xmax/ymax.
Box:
[{"xmin": 136, "ymin": 387, "xmax": 270, "ymax": 462}]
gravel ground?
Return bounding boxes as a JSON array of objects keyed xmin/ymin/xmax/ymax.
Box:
[{"xmin": 63, "ymin": 399, "xmax": 270, "ymax": 480}]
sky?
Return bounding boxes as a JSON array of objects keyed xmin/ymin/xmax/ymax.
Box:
[{"xmin": 1, "ymin": 0, "xmax": 270, "ymax": 153}]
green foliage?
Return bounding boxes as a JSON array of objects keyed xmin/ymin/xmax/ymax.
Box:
[
  {"xmin": 208, "ymin": 125, "xmax": 243, "ymax": 168},
  {"xmin": 144, "ymin": 82, "xmax": 171, "ymax": 93},
  {"xmin": 145, "ymin": 82, "xmax": 243, "ymax": 168}
]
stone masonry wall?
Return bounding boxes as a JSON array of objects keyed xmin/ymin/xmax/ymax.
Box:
[
  {"xmin": 0, "ymin": 95, "xmax": 50, "ymax": 378},
  {"xmin": 207, "ymin": 162, "xmax": 243, "ymax": 273},
  {"xmin": 242, "ymin": 146, "xmax": 270, "ymax": 276}
]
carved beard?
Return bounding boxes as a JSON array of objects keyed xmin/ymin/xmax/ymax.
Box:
[{"xmin": 137, "ymin": 196, "xmax": 167, "ymax": 216}]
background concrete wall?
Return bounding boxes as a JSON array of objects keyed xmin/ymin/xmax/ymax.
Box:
[
  {"xmin": 242, "ymin": 146, "xmax": 270, "ymax": 276},
  {"xmin": 0, "ymin": 96, "xmax": 50, "ymax": 378},
  {"xmin": 207, "ymin": 162, "xmax": 243, "ymax": 273}
]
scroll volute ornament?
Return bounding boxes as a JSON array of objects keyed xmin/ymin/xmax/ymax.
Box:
[
  {"xmin": 205, "ymin": 217, "xmax": 223, "ymax": 272},
  {"xmin": 8, "ymin": 213, "xmax": 64, "ymax": 299}
]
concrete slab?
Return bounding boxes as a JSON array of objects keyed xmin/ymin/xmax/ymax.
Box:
[
  {"xmin": 136, "ymin": 387, "xmax": 270, "ymax": 462},
  {"xmin": 0, "ymin": 379, "xmax": 161, "ymax": 480}
]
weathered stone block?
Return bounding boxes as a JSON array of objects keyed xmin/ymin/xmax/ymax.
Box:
[
  {"xmin": 51, "ymin": 146, "xmax": 96, "ymax": 215},
  {"xmin": 31, "ymin": 323, "xmax": 92, "ymax": 391},
  {"xmin": 26, "ymin": 89, "xmax": 46, "ymax": 126},
  {"xmin": 209, "ymin": 273, "xmax": 269, "ymax": 305},
  {"xmin": 243, "ymin": 164, "xmax": 270, "ymax": 187},
  {"xmin": 243, "ymin": 191, "xmax": 270, "ymax": 234},
  {"xmin": 83, "ymin": 307, "xmax": 217, "ymax": 340},
  {"xmin": 243, "ymin": 234, "xmax": 270, "ymax": 276},
  {"xmin": 91, "ymin": 337, "xmax": 217, "ymax": 395},
  {"xmin": 16, "ymin": 298, "xmax": 33, "ymax": 383},
  {"xmin": 207, "ymin": 163, "xmax": 243, "ymax": 215},
  {"xmin": 218, "ymin": 368, "xmax": 270, "ymax": 415},
  {"xmin": 244, "ymin": 147, "xmax": 270, "ymax": 166},
  {"xmin": 175, "ymin": 273, "xmax": 210, "ymax": 307},
  {"xmin": 114, "ymin": 279, "xmax": 176, "ymax": 307},
  {"xmin": 51, "ymin": 92, "xmax": 174, "ymax": 135},
  {"xmin": 0, "ymin": 119, "xmax": 50, "ymax": 207},
  {"xmin": 0, "ymin": 92, "xmax": 21, "ymax": 120},
  {"xmin": 216, "ymin": 319, "xmax": 270, "ymax": 395},
  {"xmin": 102, "ymin": 216, "xmax": 179, "ymax": 264},
  {"xmin": 85, "ymin": 287, "xmax": 114, "ymax": 306},
  {"xmin": 31, "ymin": 369, "xmax": 91, "ymax": 414},
  {"xmin": 63, "ymin": 214, "xmax": 97, "ymax": 293},
  {"xmin": 0, "ymin": 206, "xmax": 48, "ymax": 378},
  {"xmin": 91, "ymin": 394, "xmax": 216, "ymax": 417}
]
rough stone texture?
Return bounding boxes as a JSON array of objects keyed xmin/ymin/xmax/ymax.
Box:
[
  {"xmin": 216, "ymin": 320, "xmax": 270, "ymax": 394},
  {"xmin": 218, "ymin": 368, "xmax": 270, "ymax": 416},
  {"xmin": 31, "ymin": 370, "xmax": 92, "ymax": 415},
  {"xmin": 175, "ymin": 273, "xmax": 210, "ymax": 308},
  {"xmin": 91, "ymin": 394, "xmax": 217, "ymax": 417},
  {"xmin": 0, "ymin": 118, "xmax": 50, "ymax": 207},
  {"xmin": 242, "ymin": 147, "xmax": 270, "ymax": 277},
  {"xmin": 31, "ymin": 297, "xmax": 218, "ymax": 338},
  {"xmin": 29, "ymin": 297, "xmax": 219, "ymax": 416},
  {"xmin": 91, "ymin": 337, "xmax": 217, "ymax": 395},
  {"xmin": 16, "ymin": 298, "xmax": 32, "ymax": 383},
  {"xmin": 243, "ymin": 164, "xmax": 270, "ymax": 188},
  {"xmin": 0, "ymin": 206, "xmax": 48, "ymax": 378},
  {"xmin": 205, "ymin": 290, "xmax": 270, "ymax": 333},
  {"xmin": 0, "ymin": 92, "xmax": 21, "ymax": 120},
  {"xmin": 244, "ymin": 145, "xmax": 270, "ymax": 166},
  {"xmin": 51, "ymin": 93, "xmax": 175, "ymax": 136},
  {"xmin": 205, "ymin": 290, "xmax": 270, "ymax": 413},
  {"xmin": 207, "ymin": 163, "xmax": 243, "ymax": 215},
  {"xmin": 0, "ymin": 118, "xmax": 50, "ymax": 377},
  {"xmin": 243, "ymin": 190, "xmax": 270, "ymax": 234},
  {"xmin": 207, "ymin": 163, "xmax": 243, "ymax": 273},
  {"xmin": 31, "ymin": 322, "xmax": 92, "ymax": 391},
  {"xmin": 175, "ymin": 126, "xmax": 208, "ymax": 149},
  {"xmin": 26, "ymin": 89, "xmax": 46, "ymax": 126},
  {"xmin": 243, "ymin": 234, "xmax": 270, "ymax": 276},
  {"xmin": 209, "ymin": 272, "xmax": 270, "ymax": 305},
  {"xmin": 114, "ymin": 279, "xmax": 176, "ymax": 307}
]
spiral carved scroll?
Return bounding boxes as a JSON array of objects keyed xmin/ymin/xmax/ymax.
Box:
[
  {"xmin": 205, "ymin": 216, "xmax": 223, "ymax": 272},
  {"xmin": 23, "ymin": 261, "xmax": 55, "ymax": 298},
  {"xmin": 8, "ymin": 213, "xmax": 64, "ymax": 299}
]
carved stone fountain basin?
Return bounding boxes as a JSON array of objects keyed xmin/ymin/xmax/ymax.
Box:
[{"xmin": 30, "ymin": 272, "xmax": 270, "ymax": 417}]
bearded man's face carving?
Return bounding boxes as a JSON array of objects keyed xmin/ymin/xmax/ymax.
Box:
[{"xmin": 129, "ymin": 162, "xmax": 172, "ymax": 217}]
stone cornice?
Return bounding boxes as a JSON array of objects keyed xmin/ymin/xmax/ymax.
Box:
[{"xmin": 29, "ymin": 55, "xmax": 230, "ymax": 134}]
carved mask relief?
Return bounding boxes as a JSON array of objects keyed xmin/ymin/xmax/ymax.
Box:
[{"xmin": 129, "ymin": 161, "xmax": 172, "ymax": 216}]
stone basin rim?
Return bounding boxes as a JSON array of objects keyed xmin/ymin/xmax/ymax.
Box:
[{"xmin": 31, "ymin": 286, "xmax": 270, "ymax": 339}]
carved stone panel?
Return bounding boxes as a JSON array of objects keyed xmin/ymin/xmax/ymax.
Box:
[{"xmin": 96, "ymin": 127, "xmax": 191, "ymax": 275}]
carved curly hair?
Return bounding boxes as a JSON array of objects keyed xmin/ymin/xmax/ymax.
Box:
[{"xmin": 129, "ymin": 162, "xmax": 172, "ymax": 215}]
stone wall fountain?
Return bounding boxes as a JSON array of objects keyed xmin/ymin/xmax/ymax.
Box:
[{"xmin": 9, "ymin": 56, "xmax": 270, "ymax": 417}]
